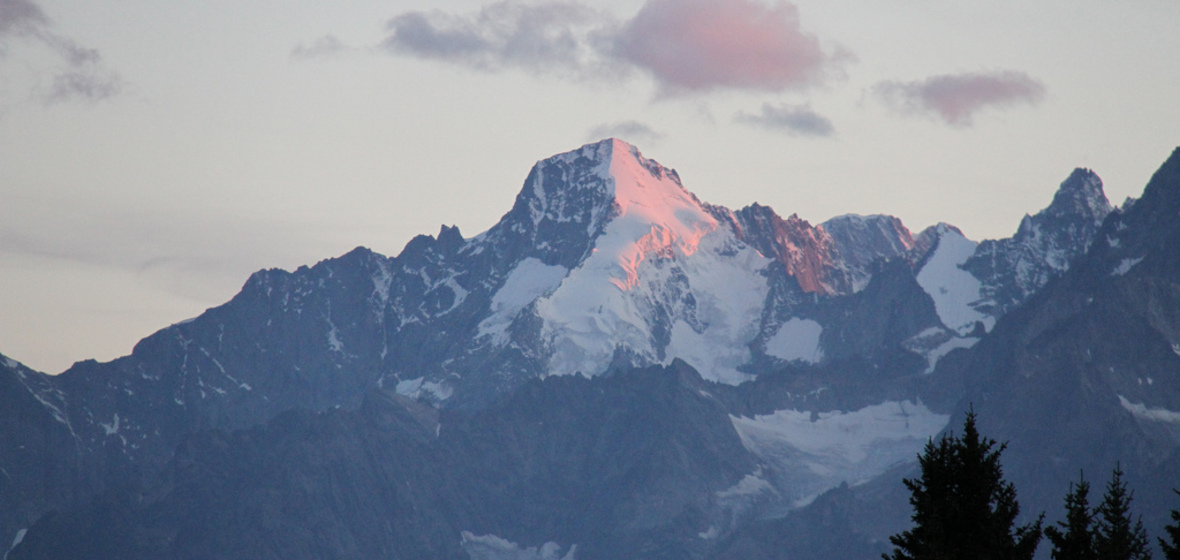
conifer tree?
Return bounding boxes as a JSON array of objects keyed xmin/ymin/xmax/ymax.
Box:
[
  {"xmin": 1045, "ymin": 472, "xmax": 1097, "ymax": 560},
  {"xmin": 1094, "ymin": 465, "xmax": 1151, "ymax": 560},
  {"xmin": 885, "ymin": 410, "xmax": 1042, "ymax": 560},
  {"xmin": 1158, "ymin": 490, "xmax": 1180, "ymax": 560}
]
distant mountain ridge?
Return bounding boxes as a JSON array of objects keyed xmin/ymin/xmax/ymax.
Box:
[{"xmin": 0, "ymin": 139, "xmax": 1133, "ymax": 560}]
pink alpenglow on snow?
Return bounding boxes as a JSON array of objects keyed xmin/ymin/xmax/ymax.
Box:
[
  {"xmin": 873, "ymin": 70, "xmax": 1047, "ymax": 127},
  {"xmin": 612, "ymin": 0, "xmax": 843, "ymax": 94},
  {"xmin": 532, "ymin": 139, "xmax": 771, "ymax": 382},
  {"xmin": 592, "ymin": 138, "xmax": 718, "ymax": 289}
]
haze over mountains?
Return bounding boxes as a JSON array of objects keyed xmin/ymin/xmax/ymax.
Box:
[{"xmin": 3, "ymin": 139, "xmax": 1178, "ymax": 560}]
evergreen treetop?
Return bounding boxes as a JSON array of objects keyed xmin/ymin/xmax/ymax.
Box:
[
  {"xmin": 885, "ymin": 410, "xmax": 1042, "ymax": 560},
  {"xmin": 1156, "ymin": 489, "xmax": 1179, "ymax": 560},
  {"xmin": 1093, "ymin": 465, "xmax": 1151, "ymax": 560},
  {"xmin": 1045, "ymin": 472, "xmax": 1097, "ymax": 560}
]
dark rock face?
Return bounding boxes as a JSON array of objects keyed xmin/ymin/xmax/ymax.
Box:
[
  {"xmin": 963, "ymin": 168, "xmax": 1113, "ymax": 318},
  {"xmin": 729, "ymin": 206, "xmax": 919, "ymax": 297},
  {"xmin": 949, "ymin": 149, "xmax": 1180, "ymax": 537},
  {"xmin": 10, "ymin": 363, "xmax": 764, "ymax": 560},
  {"xmin": 0, "ymin": 357, "xmax": 86, "ymax": 557},
  {"xmin": 822, "ymin": 214, "xmax": 919, "ymax": 292}
]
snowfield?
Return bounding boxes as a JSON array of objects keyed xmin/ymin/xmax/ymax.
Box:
[{"xmin": 730, "ymin": 400, "xmax": 949, "ymax": 507}]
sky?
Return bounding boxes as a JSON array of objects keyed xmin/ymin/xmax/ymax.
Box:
[{"xmin": 1, "ymin": 0, "xmax": 1178, "ymax": 374}]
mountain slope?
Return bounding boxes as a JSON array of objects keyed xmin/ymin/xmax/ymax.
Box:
[
  {"xmin": 717, "ymin": 147, "xmax": 1178, "ymax": 559},
  {"xmin": 950, "ymin": 148, "xmax": 1180, "ymax": 534}
]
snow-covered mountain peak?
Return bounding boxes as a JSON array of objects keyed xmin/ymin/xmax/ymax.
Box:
[
  {"xmin": 599, "ymin": 139, "xmax": 719, "ymax": 283},
  {"xmin": 519, "ymin": 140, "xmax": 764, "ymax": 382},
  {"xmin": 508, "ymin": 138, "xmax": 718, "ymax": 287}
]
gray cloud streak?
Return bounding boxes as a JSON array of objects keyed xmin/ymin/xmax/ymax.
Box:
[
  {"xmin": 0, "ymin": 0, "xmax": 48, "ymax": 40},
  {"xmin": 291, "ymin": 35, "xmax": 349, "ymax": 60},
  {"xmin": 873, "ymin": 70, "xmax": 1046, "ymax": 127},
  {"xmin": 0, "ymin": 0, "xmax": 122, "ymax": 103},
  {"xmin": 734, "ymin": 103, "xmax": 833, "ymax": 137},
  {"xmin": 382, "ymin": 1, "xmax": 616, "ymax": 78}
]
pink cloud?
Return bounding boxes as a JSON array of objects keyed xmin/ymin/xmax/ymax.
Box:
[
  {"xmin": 873, "ymin": 71, "xmax": 1046, "ymax": 127},
  {"xmin": 612, "ymin": 0, "xmax": 840, "ymax": 94}
]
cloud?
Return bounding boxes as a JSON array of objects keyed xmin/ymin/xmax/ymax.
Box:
[
  {"xmin": 872, "ymin": 70, "xmax": 1046, "ymax": 127},
  {"xmin": 586, "ymin": 120, "xmax": 664, "ymax": 145},
  {"xmin": 0, "ymin": 0, "xmax": 121, "ymax": 103},
  {"xmin": 291, "ymin": 35, "xmax": 349, "ymax": 60},
  {"xmin": 382, "ymin": 1, "xmax": 615, "ymax": 77},
  {"xmin": 0, "ymin": 0, "xmax": 48, "ymax": 40},
  {"xmin": 378, "ymin": 0, "xmax": 845, "ymax": 94},
  {"xmin": 734, "ymin": 103, "xmax": 833, "ymax": 137},
  {"xmin": 611, "ymin": 0, "xmax": 843, "ymax": 95}
]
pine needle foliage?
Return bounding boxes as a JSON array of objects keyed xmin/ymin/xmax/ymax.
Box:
[
  {"xmin": 1093, "ymin": 465, "xmax": 1151, "ymax": 560},
  {"xmin": 1161, "ymin": 490, "xmax": 1180, "ymax": 560},
  {"xmin": 1045, "ymin": 472, "xmax": 1097, "ymax": 560},
  {"xmin": 885, "ymin": 410, "xmax": 1042, "ymax": 560}
]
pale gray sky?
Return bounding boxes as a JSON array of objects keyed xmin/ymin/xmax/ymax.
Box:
[{"xmin": 2, "ymin": 0, "xmax": 1178, "ymax": 373}]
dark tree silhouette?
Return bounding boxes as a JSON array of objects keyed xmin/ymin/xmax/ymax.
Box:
[
  {"xmin": 885, "ymin": 410, "xmax": 1042, "ymax": 560},
  {"xmin": 1093, "ymin": 465, "xmax": 1151, "ymax": 560},
  {"xmin": 1045, "ymin": 472, "xmax": 1097, "ymax": 560},
  {"xmin": 1156, "ymin": 490, "xmax": 1179, "ymax": 560}
]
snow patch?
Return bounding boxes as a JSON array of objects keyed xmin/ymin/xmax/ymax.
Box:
[
  {"xmin": 730, "ymin": 400, "xmax": 949, "ymax": 507},
  {"xmin": 916, "ymin": 228, "xmax": 992, "ymax": 334},
  {"xmin": 371, "ymin": 259, "xmax": 393, "ymax": 307},
  {"xmin": 4, "ymin": 528, "xmax": 27, "ymax": 560},
  {"xmin": 716, "ymin": 472, "xmax": 776, "ymax": 501},
  {"xmin": 661, "ymin": 235, "xmax": 771, "ymax": 384},
  {"xmin": 100, "ymin": 413, "xmax": 121, "ymax": 435},
  {"xmin": 326, "ymin": 318, "xmax": 344, "ymax": 353},
  {"xmin": 395, "ymin": 377, "xmax": 453, "ymax": 401},
  {"xmin": 765, "ymin": 318, "xmax": 824, "ymax": 364},
  {"xmin": 1112, "ymin": 257, "xmax": 1144, "ymax": 276},
  {"xmin": 441, "ymin": 276, "xmax": 470, "ymax": 313},
  {"xmin": 478, "ymin": 258, "xmax": 568, "ymax": 344},
  {"xmin": 1119, "ymin": 395, "xmax": 1180, "ymax": 424},
  {"xmin": 460, "ymin": 532, "xmax": 576, "ymax": 560},
  {"xmin": 2, "ymin": 357, "xmax": 18, "ymax": 370},
  {"xmin": 921, "ymin": 336, "xmax": 979, "ymax": 374}
]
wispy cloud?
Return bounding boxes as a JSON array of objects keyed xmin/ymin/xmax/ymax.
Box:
[
  {"xmin": 291, "ymin": 34, "xmax": 350, "ymax": 60},
  {"xmin": 0, "ymin": 0, "xmax": 48, "ymax": 40},
  {"xmin": 381, "ymin": 1, "xmax": 616, "ymax": 78},
  {"xmin": 872, "ymin": 70, "xmax": 1046, "ymax": 127},
  {"xmin": 375, "ymin": 0, "xmax": 846, "ymax": 95},
  {"xmin": 734, "ymin": 102, "xmax": 833, "ymax": 137},
  {"xmin": 0, "ymin": 0, "xmax": 122, "ymax": 104},
  {"xmin": 586, "ymin": 120, "xmax": 664, "ymax": 145}
]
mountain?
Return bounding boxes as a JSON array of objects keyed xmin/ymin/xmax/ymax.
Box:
[
  {"xmin": 962, "ymin": 167, "xmax": 1113, "ymax": 320},
  {"xmin": 949, "ymin": 147, "xmax": 1180, "ymax": 538},
  {"xmin": 0, "ymin": 139, "xmax": 1126, "ymax": 559},
  {"xmin": 713, "ymin": 149, "xmax": 1179, "ymax": 558}
]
